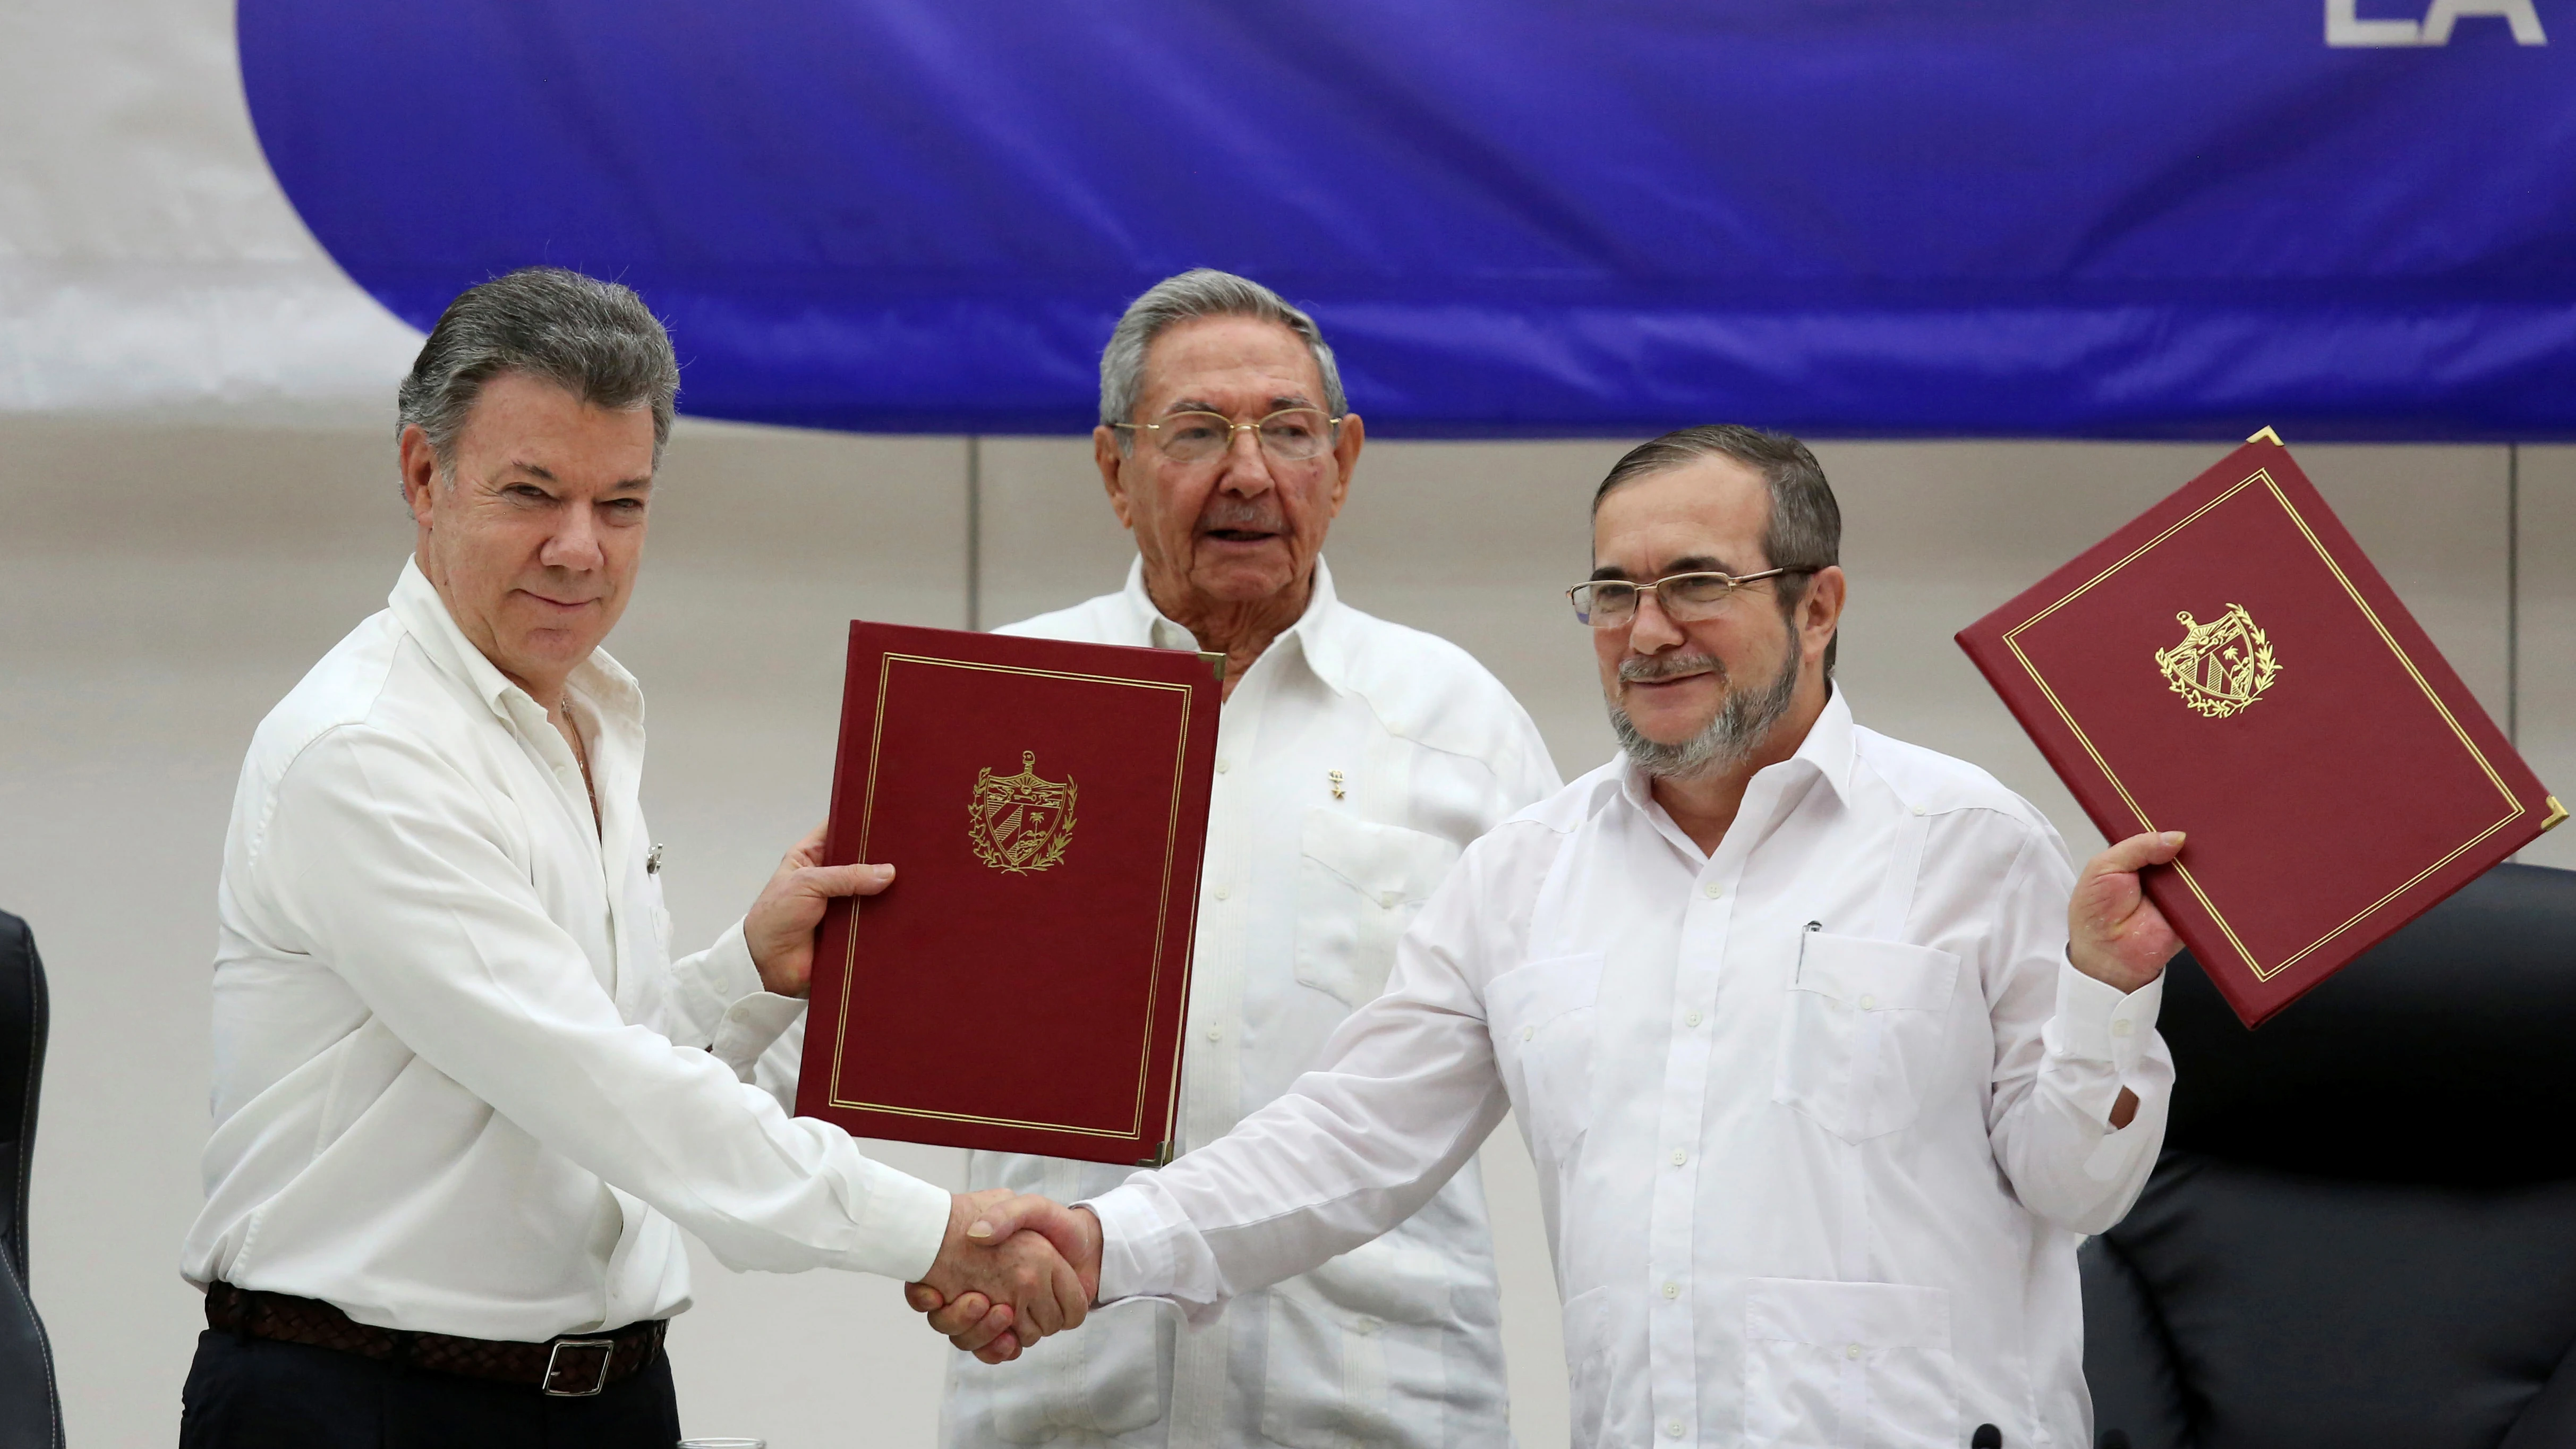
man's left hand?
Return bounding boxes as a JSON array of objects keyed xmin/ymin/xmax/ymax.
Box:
[
  {"xmin": 2067, "ymin": 830, "xmax": 2187, "ymax": 994},
  {"xmin": 744, "ymin": 823, "xmax": 896, "ymax": 998}
]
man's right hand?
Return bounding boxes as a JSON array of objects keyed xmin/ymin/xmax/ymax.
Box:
[
  {"xmin": 906, "ymin": 1194, "xmax": 1104, "ymax": 1364},
  {"xmin": 906, "ymin": 1190, "xmax": 1095, "ymax": 1361}
]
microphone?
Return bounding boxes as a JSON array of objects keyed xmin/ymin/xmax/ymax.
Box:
[{"xmin": 1971, "ymin": 1427, "xmax": 2002, "ymax": 1449}]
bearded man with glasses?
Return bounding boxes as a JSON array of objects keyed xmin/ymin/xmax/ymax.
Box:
[
  {"xmin": 933, "ymin": 425, "xmax": 2194, "ymax": 1449},
  {"xmin": 767, "ymin": 269, "xmax": 1558, "ymax": 1447}
]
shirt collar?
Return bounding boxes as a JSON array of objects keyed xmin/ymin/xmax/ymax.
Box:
[
  {"xmin": 1115, "ymin": 555, "xmax": 1351, "ymax": 692},
  {"xmin": 386, "ymin": 557, "xmax": 643, "ymax": 727},
  {"xmin": 1616, "ymin": 680, "xmax": 1860, "ymax": 820}
]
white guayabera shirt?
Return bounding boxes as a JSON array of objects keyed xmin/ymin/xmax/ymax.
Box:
[
  {"xmin": 1087, "ymin": 688, "xmax": 2174, "ymax": 1449},
  {"xmin": 183, "ymin": 560, "xmax": 953, "ymax": 1341},
  {"xmin": 765, "ymin": 558, "xmax": 1559, "ymax": 1448}
]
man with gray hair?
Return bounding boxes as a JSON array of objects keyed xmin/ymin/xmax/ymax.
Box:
[
  {"xmin": 815, "ymin": 267, "xmax": 1559, "ymax": 1445},
  {"xmin": 938, "ymin": 424, "xmax": 2190, "ymax": 1448},
  {"xmin": 180, "ymin": 267, "xmax": 1089, "ymax": 1447}
]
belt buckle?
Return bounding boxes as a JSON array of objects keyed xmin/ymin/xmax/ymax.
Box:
[{"xmin": 543, "ymin": 1336, "xmax": 617, "ymax": 1397}]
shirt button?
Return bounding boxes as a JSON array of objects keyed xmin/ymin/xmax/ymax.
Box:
[
  {"xmin": 1666, "ymin": 1419, "xmax": 1686, "ymax": 1438},
  {"xmin": 1205, "ymin": 1026, "xmax": 1223, "ymax": 1042},
  {"xmin": 1521, "ymin": 1025, "xmax": 1536, "ymax": 1042},
  {"xmin": 1685, "ymin": 1011, "xmax": 1703, "ymax": 1028},
  {"xmin": 1216, "ymin": 758, "xmax": 1231, "ymax": 773},
  {"xmin": 1847, "ymin": 1343, "xmax": 1865, "ymax": 1360},
  {"xmin": 2112, "ymin": 1019, "xmax": 2135, "ymax": 1037},
  {"xmin": 1662, "ymin": 1281, "xmax": 1679, "ymax": 1299},
  {"xmin": 1351, "ymin": 1315, "xmax": 1381, "ymax": 1336},
  {"xmin": 1670, "ymin": 1149, "xmax": 1687, "ymax": 1166},
  {"xmin": 1911, "ymin": 805, "xmax": 1927, "ymax": 816},
  {"xmin": 1702, "ymin": 882, "xmax": 1724, "ymax": 899},
  {"xmin": 1858, "ymin": 993, "xmax": 1876, "ymax": 1010},
  {"xmin": 1213, "ymin": 885, "xmax": 1231, "ymax": 901}
]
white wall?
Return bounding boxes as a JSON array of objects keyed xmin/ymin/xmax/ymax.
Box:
[{"xmin": 1, "ymin": 415, "xmax": 2563, "ymax": 1448}]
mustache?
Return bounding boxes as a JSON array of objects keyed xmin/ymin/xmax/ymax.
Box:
[
  {"xmin": 1199, "ymin": 497, "xmax": 1286, "ymax": 534},
  {"xmin": 1609, "ymin": 640, "xmax": 1802, "ymax": 782},
  {"xmin": 1619, "ymin": 652, "xmax": 1724, "ymax": 685}
]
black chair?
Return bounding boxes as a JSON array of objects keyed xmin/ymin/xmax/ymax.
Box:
[
  {"xmin": 0, "ymin": 914, "xmax": 59, "ymax": 1449},
  {"xmin": 2082, "ymin": 862, "xmax": 2576, "ymax": 1449}
]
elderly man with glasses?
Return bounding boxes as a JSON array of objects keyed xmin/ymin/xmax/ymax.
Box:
[
  {"xmin": 931, "ymin": 425, "xmax": 2191, "ymax": 1449},
  {"xmin": 768, "ymin": 269, "xmax": 1558, "ymax": 1447}
]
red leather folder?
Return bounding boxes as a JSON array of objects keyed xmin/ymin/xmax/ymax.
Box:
[
  {"xmin": 1958, "ymin": 434, "xmax": 2563, "ymax": 1026},
  {"xmin": 796, "ymin": 622, "xmax": 1220, "ymax": 1163}
]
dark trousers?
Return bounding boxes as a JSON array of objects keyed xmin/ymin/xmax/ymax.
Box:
[{"xmin": 179, "ymin": 1330, "xmax": 683, "ymax": 1449}]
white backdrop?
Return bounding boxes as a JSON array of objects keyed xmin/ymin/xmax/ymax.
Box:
[
  {"xmin": 3, "ymin": 5, "xmax": 2571, "ymax": 1449},
  {"xmin": 0, "ymin": 0, "xmax": 415, "ymax": 417}
]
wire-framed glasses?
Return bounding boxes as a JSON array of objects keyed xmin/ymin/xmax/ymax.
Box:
[
  {"xmin": 1566, "ymin": 567, "xmax": 1816, "ymax": 628},
  {"xmin": 1111, "ymin": 408, "xmax": 1344, "ymax": 464}
]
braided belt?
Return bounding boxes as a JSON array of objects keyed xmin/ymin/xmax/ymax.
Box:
[{"xmin": 205, "ymin": 1282, "xmax": 667, "ymax": 1397}]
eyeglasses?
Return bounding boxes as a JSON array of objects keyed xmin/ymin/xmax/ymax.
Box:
[
  {"xmin": 1111, "ymin": 408, "xmax": 1343, "ymax": 465},
  {"xmin": 1566, "ymin": 567, "xmax": 1816, "ymax": 628}
]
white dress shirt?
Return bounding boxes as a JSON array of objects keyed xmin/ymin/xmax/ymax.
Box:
[
  {"xmin": 1087, "ymin": 688, "xmax": 2173, "ymax": 1449},
  {"xmin": 182, "ymin": 559, "xmax": 952, "ymax": 1342},
  {"xmin": 761, "ymin": 557, "xmax": 1560, "ymax": 1448}
]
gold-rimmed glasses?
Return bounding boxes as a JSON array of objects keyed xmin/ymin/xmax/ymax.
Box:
[
  {"xmin": 1567, "ymin": 567, "xmax": 1816, "ymax": 628},
  {"xmin": 1111, "ymin": 407, "xmax": 1344, "ymax": 464}
]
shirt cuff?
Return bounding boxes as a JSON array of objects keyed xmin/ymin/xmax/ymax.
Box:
[
  {"xmin": 710, "ymin": 994, "xmax": 808, "ymax": 1081},
  {"xmin": 844, "ymin": 1167, "xmax": 955, "ymax": 1284},
  {"xmin": 2047, "ymin": 954, "xmax": 2165, "ymax": 1079},
  {"xmin": 1077, "ymin": 1184, "xmax": 1178, "ymax": 1303},
  {"xmin": 700, "ymin": 918, "xmax": 764, "ymax": 1000}
]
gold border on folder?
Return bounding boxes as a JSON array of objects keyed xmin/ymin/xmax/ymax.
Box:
[
  {"xmin": 823, "ymin": 653, "xmax": 1198, "ymax": 1141},
  {"xmin": 2545, "ymin": 797, "xmax": 2569, "ymax": 832},
  {"xmin": 2000, "ymin": 468, "xmax": 2526, "ymax": 983}
]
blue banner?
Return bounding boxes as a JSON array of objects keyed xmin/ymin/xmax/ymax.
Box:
[{"xmin": 239, "ymin": 1, "xmax": 2576, "ymax": 439}]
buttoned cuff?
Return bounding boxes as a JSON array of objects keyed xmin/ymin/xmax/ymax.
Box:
[
  {"xmin": 710, "ymin": 994, "xmax": 808, "ymax": 1082},
  {"xmin": 2048, "ymin": 956, "xmax": 2164, "ymax": 1078},
  {"xmin": 1077, "ymin": 1185, "xmax": 1178, "ymax": 1304},
  {"xmin": 700, "ymin": 918, "xmax": 764, "ymax": 1000}
]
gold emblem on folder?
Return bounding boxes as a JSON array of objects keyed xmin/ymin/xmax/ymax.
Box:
[
  {"xmin": 2155, "ymin": 603, "xmax": 2281, "ymax": 719},
  {"xmin": 970, "ymin": 751, "xmax": 1079, "ymax": 874}
]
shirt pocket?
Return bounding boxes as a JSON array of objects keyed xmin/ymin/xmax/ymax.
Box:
[
  {"xmin": 1292, "ymin": 811, "xmax": 1463, "ymax": 1009},
  {"xmin": 1558, "ymin": 1282, "xmax": 1640, "ymax": 1449},
  {"xmin": 1743, "ymin": 1277, "xmax": 1958, "ymax": 1449},
  {"xmin": 1260, "ymin": 1237, "xmax": 1456, "ymax": 1449},
  {"xmin": 1486, "ymin": 951, "xmax": 1604, "ymax": 1163},
  {"xmin": 976, "ymin": 1300, "xmax": 1172, "ymax": 1443},
  {"xmin": 643, "ymin": 871, "xmax": 673, "ymax": 955},
  {"xmin": 1772, "ymin": 931, "xmax": 1960, "ymax": 1143}
]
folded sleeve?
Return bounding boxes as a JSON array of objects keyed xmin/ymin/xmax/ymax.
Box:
[
  {"xmin": 1981, "ymin": 826, "xmax": 2176, "ymax": 1235},
  {"xmin": 248, "ymin": 725, "xmax": 951, "ymax": 1282}
]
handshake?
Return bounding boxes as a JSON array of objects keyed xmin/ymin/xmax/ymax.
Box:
[{"xmin": 908, "ymin": 1190, "xmax": 1105, "ymax": 1363}]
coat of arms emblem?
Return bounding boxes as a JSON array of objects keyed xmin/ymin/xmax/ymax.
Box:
[
  {"xmin": 969, "ymin": 751, "xmax": 1078, "ymax": 874},
  {"xmin": 2153, "ymin": 603, "xmax": 2282, "ymax": 719}
]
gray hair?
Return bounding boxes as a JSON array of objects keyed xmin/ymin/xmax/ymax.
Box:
[
  {"xmin": 396, "ymin": 267, "xmax": 680, "ymax": 478},
  {"xmin": 1099, "ymin": 269, "xmax": 1347, "ymax": 445},
  {"xmin": 1592, "ymin": 424, "xmax": 1843, "ymax": 672}
]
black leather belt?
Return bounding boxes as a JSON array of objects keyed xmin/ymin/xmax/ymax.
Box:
[{"xmin": 204, "ymin": 1281, "xmax": 666, "ymax": 1397}]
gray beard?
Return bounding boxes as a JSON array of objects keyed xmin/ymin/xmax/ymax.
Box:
[{"xmin": 1608, "ymin": 626, "xmax": 1804, "ymax": 781}]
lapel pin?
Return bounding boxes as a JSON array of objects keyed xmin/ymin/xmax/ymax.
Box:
[
  {"xmin": 646, "ymin": 843, "xmax": 664, "ymax": 875},
  {"xmin": 1328, "ymin": 770, "xmax": 1346, "ymax": 800}
]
